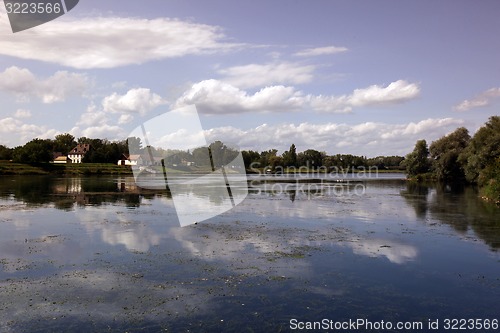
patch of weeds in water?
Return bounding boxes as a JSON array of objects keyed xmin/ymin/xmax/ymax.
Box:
[
  {"xmin": 269, "ymin": 251, "xmax": 306, "ymax": 260},
  {"xmin": 267, "ymin": 275, "xmax": 289, "ymax": 282}
]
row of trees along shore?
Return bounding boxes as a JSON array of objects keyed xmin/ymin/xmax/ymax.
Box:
[
  {"xmin": 0, "ymin": 135, "xmax": 405, "ymax": 171},
  {"xmin": 0, "ymin": 134, "xmax": 128, "ymax": 164},
  {"xmin": 0, "ymin": 116, "xmax": 497, "ymax": 202},
  {"xmin": 404, "ymin": 116, "xmax": 500, "ymax": 203}
]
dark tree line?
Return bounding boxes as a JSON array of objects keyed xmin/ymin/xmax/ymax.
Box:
[
  {"xmin": 2, "ymin": 134, "xmax": 406, "ymax": 173},
  {"xmin": 241, "ymin": 146, "xmax": 404, "ymax": 171},
  {"xmin": 0, "ymin": 134, "xmax": 129, "ymax": 164},
  {"xmin": 404, "ymin": 116, "xmax": 500, "ymax": 202}
]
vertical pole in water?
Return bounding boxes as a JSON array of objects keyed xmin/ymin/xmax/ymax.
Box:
[
  {"xmin": 208, "ymin": 146, "xmax": 235, "ymax": 207},
  {"xmin": 161, "ymin": 159, "xmax": 171, "ymax": 193}
]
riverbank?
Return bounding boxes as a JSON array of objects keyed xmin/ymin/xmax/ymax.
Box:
[{"xmin": 0, "ymin": 161, "xmax": 133, "ymax": 175}]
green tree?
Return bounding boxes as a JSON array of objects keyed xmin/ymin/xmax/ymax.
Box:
[
  {"xmin": 242, "ymin": 150, "xmax": 260, "ymax": 168},
  {"xmin": 192, "ymin": 146, "xmax": 211, "ymax": 167},
  {"xmin": 367, "ymin": 156, "xmax": 405, "ymax": 170},
  {"xmin": 268, "ymin": 155, "xmax": 283, "ymax": 171},
  {"xmin": 126, "ymin": 137, "xmax": 143, "ymax": 155},
  {"xmin": 429, "ymin": 127, "xmax": 470, "ymax": 181},
  {"xmin": 297, "ymin": 149, "xmax": 323, "ymax": 169},
  {"xmin": 0, "ymin": 145, "xmax": 13, "ymax": 160},
  {"xmin": 208, "ymin": 141, "xmax": 238, "ymax": 167},
  {"xmin": 282, "ymin": 144, "xmax": 297, "ymax": 167},
  {"xmin": 458, "ymin": 116, "xmax": 500, "ymax": 184},
  {"xmin": 404, "ymin": 139, "xmax": 431, "ymax": 178},
  {"xmin": 54, "ymin": 133, "xmax": 76, "ymax": 154},
  {"xmin": 12, "ymin": 139, "xmax": 52, "ymax": 164},
  {"xmin": 259, "ymin": 149, "xmax": 278, "ymax": 166}
]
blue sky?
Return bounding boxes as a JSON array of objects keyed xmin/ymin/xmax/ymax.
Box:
[{"xmin": 0, "ymin": 0, "xmax": 499, "ymax": 156}]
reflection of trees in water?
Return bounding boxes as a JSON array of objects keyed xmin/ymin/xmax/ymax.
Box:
[
  {"xmin": 401, "ymin": 182, "xmax": 500, "ymax": 250},
  {"xmin": 400, "ymin": 182, "xmax": 430, "ymax": 219},
  {"xmin": 0, "ymin": 176, "xmax": 151, "ymax": 209},
  {"xmin": 0, "ymin": 176, "xmax": 54, "ymax": 206}
]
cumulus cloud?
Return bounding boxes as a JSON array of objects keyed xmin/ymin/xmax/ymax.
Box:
[
  {"xmin": 102, "ymin": 88, "xmax": 167, "ymax": 115},
  {"xmin": 118, "ymin": 114, "xmax": 134, "ymax": 125},
  {"xmin": 0, "ymin": 14, "xmax": 241, "ymax": 69},
  {"xmin": 294, "ymin": 45, "xmax": 348, "ymax": 57},
  {"xmin": 76, "ymin": 103, "xmax": 108, "ymax": 127},
  {"xmin": 14, "ymin": 109, "xmax": 31, "ymax": 119},
  {"xmin": 70, "ymin": 103, "xmax": 128, "ymax": 141},
  {"xmin": 202, "ymin": 118, "xmax": 464, "ymax": 156},
  {"xmin": 218, "ymin": 62, "xmax": 315, "ymax": 89},
  {"xmin": 0, "ymin": 66, "xmax": 88, "ymax": 103},
  {"xmin": 454, "ymin": 87, "xmax": 500, "ymax": 112},
  {"xmin": 175, "ymin": 79, "xmax": 303, "ymax": 114},
  {"xmin": 0, "ymin": 117, "xmax": 59, "ymax": 146},
  {"xmin": 175, "ymin": 79, "xmax": 420, "ymax": 114},
  {"xmin": 70, "ymin": 124, "xmax": 126, "ymax": 141}
]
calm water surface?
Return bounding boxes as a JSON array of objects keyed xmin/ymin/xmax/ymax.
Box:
[{"xmin": 0, "ymin": 175, "xmax": 499, "ymax": 332}]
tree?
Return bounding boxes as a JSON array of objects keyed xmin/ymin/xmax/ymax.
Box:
[
  {"xmin": 429, "ymin": 127, "xmax": 470, "ymax": 181},
  {"xmin": 0, "ymin": 145, "xmax": 12, "ymax": 160},
  {"xmin": 126, "ymin": 137, "xmax": 143, "ymax": 155},
  {"xmin": 268, "ymin": 155, "xmax": 283, "ymax": 170},
  {"xmin": 458, "ymin": 116, "xmax": 500, "ymax": 184},
  {"xmin": 282, "ymin": 144, "xmax": 297, "ymax": 167},
  {"xmin": 297, "ymin": 149, "xmax": 323, "ymax": 169},
  {"xmin": 192, "ymin": 146, "xmax": 211, "ymax": 167},
  {"xmin": 54, "ymin": 133, "xmax": 76, "ymax": 154},
  {"xmin": 208, "ymin": 141, "xmax": 239, "ymax": 167},
  {"xmin": 367, "ymin": 156, "xmax": 405, "ymax": 170},
  {"xmin": 259, "ymin": 149, "xmax": 278, "ymax": 166},
  {"xmin": 242, "ymin": 150, "xmax": 260, "ymax": 168},
  {"xmin": 404, "ymin": 140, "xmax": 431, "ymax": 178},
  {"xmin": 12, "ymin": 139, "xmax": 52, "ymax": 164}
]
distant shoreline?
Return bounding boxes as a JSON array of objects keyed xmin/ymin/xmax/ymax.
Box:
[
  {"xmin": 0, "ymin": 161, "xmax": 134, "ymax": 176},
  {"xmin": 0, "ymin": 161, "xmax": 406, "ymax": 176}
]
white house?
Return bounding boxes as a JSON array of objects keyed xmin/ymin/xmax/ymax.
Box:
[
  {"xmin": 68, "ymin": 144, "xmax": 90, "ymax": 164},
  {"xmin": 117, "ymin": 154, "xmax": 143, "ymax": 166}
]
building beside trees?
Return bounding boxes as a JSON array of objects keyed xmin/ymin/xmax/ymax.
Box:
[{"xmin": 68, "ymin": 144, "xmax": 91, "ymax": 164}]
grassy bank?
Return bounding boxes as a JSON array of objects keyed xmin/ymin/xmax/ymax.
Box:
[{"xmin": 0, "ymin": 161, "xmax": 133, "ymax": 175}]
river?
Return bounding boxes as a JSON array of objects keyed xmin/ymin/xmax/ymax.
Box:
[{"xmin": 0, "ymin": 175, "xmax": 499, "ymax": 332}]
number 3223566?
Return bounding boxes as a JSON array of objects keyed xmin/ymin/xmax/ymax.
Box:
[{"xmin": 5, "ymin": 2, "xmax": 62, "ymax": 14}]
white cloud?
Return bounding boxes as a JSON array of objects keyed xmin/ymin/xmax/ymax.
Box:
[
  {"xmin": 294, "ymin": 45, "xmax": 348, "ymax": 57},
  {"xmin": 102, "ymin": 88, "xmax": 167, "ymax": 115},
  {"xmin": 218, "ymin": 62, "xmax": 315, "ymax": 89},
  {"xmin": 175, "ymin": 80, "xmax": 303, "ymax": 114},
  {"xmin": 14, "ymin": 109, "xmax": 31, "ymax": 119},
  {"xmin": 0, "ymin": 66, "xmax": 89, "ymax": 103},
  {"xmin": 175, "ymin": 79, "xmax": 420, "ymax": 114},
  {"xmin": 70, "ymin": 124, "xmax": 126, "ymax": 141},
  {"xmin": 202, "ymin": 118, "xmax": 464, "ymax": 156},
  {"xmin": 118, "ymin": 114, "xmax": 134, "ymax": 125},
  {"xmin": 76, "ymin": 103, "xmax": 108, "ymax": 127},
  {"xmin": 350, "ymin": 80, "xmax": 421, "ymax": 106},
  {"xmin": 71, "ymin": 102, "xmax": 132, "ymax": 141},
  {"xmin": 454, "ymin": 87, "xmax": 500, "ymax": 112},
  {"xmin": 0, "ymin": 14, "xmax": 241, "ymax": 69},
  {"xmin": 0, "ymin": 117, "xmax": 59, "ymax": 146}
]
